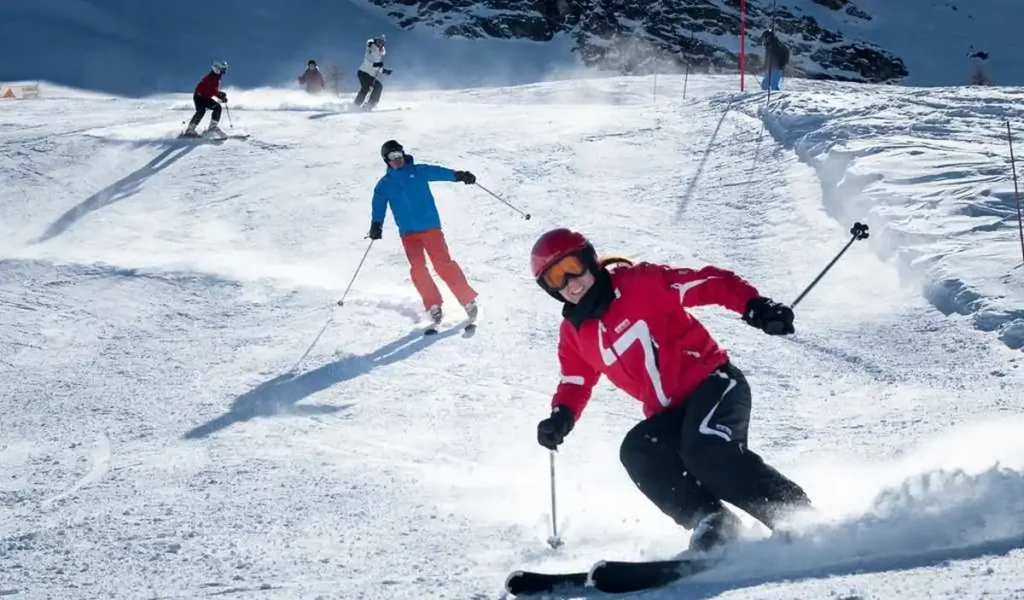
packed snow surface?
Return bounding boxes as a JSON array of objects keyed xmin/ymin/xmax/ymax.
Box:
[{"xmin": 2, "ymin": 75, "xmax": 1023, "ymax": 599}]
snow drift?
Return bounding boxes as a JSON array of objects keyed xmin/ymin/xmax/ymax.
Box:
[{"xmin": 740, "ymin": 85, "xmax": 1024, "ymax": 349}]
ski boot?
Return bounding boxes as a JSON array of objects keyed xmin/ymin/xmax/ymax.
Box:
[
  {"xmin": 428, "ymin": 305, "xmax": 443, "ymax": 326},
  {"xmin": 423, "ymin": 305, "xmax": 444, "ymax": 335},
  {"xmin": 205, "ymin": 122, "xmax": 226, "ymax": 139},
  {"xmin": 688, "ymin": 508, "xmax": 742, "ymax": 554},
  {"xmin": 180, "ymin": 122, "xmax": 200, "ymax": 138},
  {"xmin": 463, "ymin": 299, "xmax": 478, "ymax": 324}
]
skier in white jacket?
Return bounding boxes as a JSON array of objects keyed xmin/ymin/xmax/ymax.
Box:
[{"xmin": 353, "ymin": 36, "xmax": 391, "ymax": 110}]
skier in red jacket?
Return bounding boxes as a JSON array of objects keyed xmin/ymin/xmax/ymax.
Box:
[
  {"xmin": 298, "ymin": 59, "xmax": 326, "ymax": 94},
  {"xmin": 531, "ymin": 228, "xmax": 812, "ymax": 553},
  {"xmin": 183, "ymin": 61, "xmax": 229, "ymax": 138}
]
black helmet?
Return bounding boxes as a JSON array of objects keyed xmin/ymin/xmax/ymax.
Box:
[
  {"xmin": 308, "ymin": 59, "xmax": 317, "ymax": 66},
  {"xmin": 381, "ymin": 139, "xmax": 404, "ymax": 162}
]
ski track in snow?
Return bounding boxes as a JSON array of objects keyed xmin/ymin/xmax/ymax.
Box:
[
  {"xmin": 39, "ymin": 433, "xmax": 112, "ymax": 509},
  {"xmin": 1, "ymin": 76, "xmax": 1024, "ymax": 599}
]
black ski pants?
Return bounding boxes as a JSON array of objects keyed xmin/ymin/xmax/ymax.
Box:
[
  {"xmin": 189, "ymin": 93, "xmax": 221, "ymax": 126},
  {"xmin": 618, "ymin": 362, "xmax": 810, "ymax": 530},
  {"xmin": 354, "ymin": 70, "xmax": 383, "ymax": 107}
]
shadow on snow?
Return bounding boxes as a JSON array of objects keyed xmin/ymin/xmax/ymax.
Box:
[
  {"xmin": 183, "ymin": 323, "xmax": 465, "ymax": 439},
  {"xmin": 35, "ymin": 141, "xmax": 198, "ymax": 243}
]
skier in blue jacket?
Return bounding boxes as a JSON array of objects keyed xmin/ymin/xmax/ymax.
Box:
[{"xmin": 369, "ymin": 139, "xmax": 480, "ymax": 327}]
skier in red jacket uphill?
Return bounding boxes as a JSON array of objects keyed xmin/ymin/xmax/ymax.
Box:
[
  {"xmin": 531, "ymin": 228, "xmax": 812, "ymax": 553},
  {"xmin": 183, "ymin": 61, "xmax": 229, "ymax": 138},
  {"xmin": 298, "ymin": 59, "xmax": 326, "ymax": 94}
]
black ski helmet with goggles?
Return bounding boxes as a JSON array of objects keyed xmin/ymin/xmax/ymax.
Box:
[{"xmin": 380, "ymin": 139, "xmax": 404, "ymax": 164}]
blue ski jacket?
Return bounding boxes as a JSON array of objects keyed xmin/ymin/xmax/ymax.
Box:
[{"xmin": 371, "ymin": 155, "xmax": 457, "ymax": 236}]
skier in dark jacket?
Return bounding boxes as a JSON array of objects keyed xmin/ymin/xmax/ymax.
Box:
[
  {"xmin": 184, "ymin": 61, "xmax": 229, "ymax": 138},
  {"xmin": 761, "ymin": 30, "xmax": 790, "ymax": 91},
  {"xmin": 298, "ymin": 59, "xmax": 326, "ymax": 94}
]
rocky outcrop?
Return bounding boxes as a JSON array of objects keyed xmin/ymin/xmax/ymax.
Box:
[{"xmin": 363, "ymin": 0, "xmax": 908, "ymax": 82}]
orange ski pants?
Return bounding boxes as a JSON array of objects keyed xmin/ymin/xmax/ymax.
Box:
[{"xmin": 400, "ymin": 228, "xmax": 477, "ymax": 310}]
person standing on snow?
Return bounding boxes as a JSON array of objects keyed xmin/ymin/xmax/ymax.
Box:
[
  {"xmin": 353, "ymin": 36, "xmax": 391, "ymax": 110},
  {"xmin": 368, "ymin": 140, "xmax": 479, "ymax": 327},
  {"xmin": 184, "ymin": 61, "xmax": 229, "ymax": 138},
  {"xmin": 298, "ymin": 59, "xmax": 326, "ymax": 94},
  {"xmin": 530, "ymin": 228, "xmax": 812, "ymax": 553},
  {"xmin": 760, "ymin": 30, "xmax": 790, "ymax": 91}
]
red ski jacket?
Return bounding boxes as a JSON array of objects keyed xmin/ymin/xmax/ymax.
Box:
[
  {"xmin": 551, "ymin": 262, "xmax": 759, "ymax": 421},
  {"xmin": 299, "ymin": 68, "xmax": 325, "ymax": 92},
  {"xmin": 195, "ymin": 72, "xmax": 222, "ymax": 99}
]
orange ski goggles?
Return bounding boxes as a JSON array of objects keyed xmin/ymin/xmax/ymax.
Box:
[{"xmin": 539, "ymin": 253, "xmax": 588, "ymax": 291}]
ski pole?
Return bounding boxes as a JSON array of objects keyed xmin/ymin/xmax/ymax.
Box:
[
  {"xmin": 287, "ymin": 309, "xmax": 334, "ymax": 375},
  {"xmin": 336, "ymin": 239, "xmax": 375, "ymax": 306},
  {"xmin": 287, "ymin": 240, "xmax": 374, "ymax": 374},
  {"xmin": 546, "ymin": 450, "xmax": 564, "ymax": 549},
  {"xmin": 790, "ymin": 222, "xmax": 869, "ymax": 309},
  {"xmin": 474, "ymin": 183, "xmax": 531, "ymax": 220},
  {"xmin": 225, "ymin": 103, "xmax": 233, "ymax": 129},
  {"xmin": 1007, "ymin": 120, "xmax": 1024, "ymax": 264}
]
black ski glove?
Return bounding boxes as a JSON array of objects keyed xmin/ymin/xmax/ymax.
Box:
[
  {"xmin": 368, "ymin": 221, "xmax": 383, "ymax": 240},
  {"xmin": 742, "ymin": 296, "xmax": 795, "ymax": 335},
  {"xmin": 372, "ymin": 62, "xmax": 384, "ymax": 68},
  {"xmin": 217, "ymin": 91, "xmax": 227, "ymax": 102},
  {"xmin": 382, "ymin": 68, "xmax": 393, "ymax": 76},
  {"xmin": 537, "ymin": 405, "xmax": 574, "ymax": 450},
  {"xmin": 454, "ymin": 171, "xmax": 476, "ymax": 185}
]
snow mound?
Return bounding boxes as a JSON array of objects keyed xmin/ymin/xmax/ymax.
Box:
[{"xmin": 740, "ymin": 84, "xmax": 1024, "ymax": 349}]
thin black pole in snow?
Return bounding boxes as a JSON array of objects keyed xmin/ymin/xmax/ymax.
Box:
[
  {"xmin": 337, "ymin": 240, "xmax": 375, "ymax": 306},
  {"xmin": 474, "ymin": 183, "xmax": 532, "ymax": 220},
  {"xmin": 1007, "ymin": 120, "xmax": 1024, "ymax": 264},
  {"xmin": 289, "ymin": 239, "xmax": 375, "ymax": 373},
  {"xmin": 682, "ymin": 30, "xmax": 695, "ymax": 100},
  {"xmin": 790, "ymin": 222, "xmax": 870, "ymax": 310},
  {"xmin": 682, "ymin": 61, "xmax": 690, "ymax": 99}
]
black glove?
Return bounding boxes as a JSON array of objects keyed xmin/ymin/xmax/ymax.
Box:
[
  {"xmin": 372, "ymin": 62, "xmax": 384, "ymax": 68},
  {"xmin": 368, "ymin": 221, "xmax": 383, "ymax": 240},
  {"xmin": 537, "ymin": 406, "xmax": 574, "ymax": 450},
  {"xmin": 453, "ymin": 171, "xmax": 476, "ymax": 185},
  {"xmin": 217, "ymin": 91, "xmax": 227, "ymax": 102},
  {"xmin": 742, "ymin": 296, "xmax": 795, "ymax": 335},
  {"xmin": 382, "ymin": 68, "xmax": 393, "ymax": 76}
]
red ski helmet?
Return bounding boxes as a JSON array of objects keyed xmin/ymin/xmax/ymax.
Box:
[{"xmin": 531, "ymin": 228, "xmax": 598, "ymax": 297}]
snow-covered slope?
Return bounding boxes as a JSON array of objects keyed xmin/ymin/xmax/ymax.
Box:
[
  {"xmin": 2, "ymin": 77, "xmax": 1024, "ymax": 600},
  {"xmin": 0, "ymin": 1, "xmax": 579, "ymax": 97},
  {"xmin": 749, "ymin": 85, "xmax": 1024, "ymax": 349}
]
